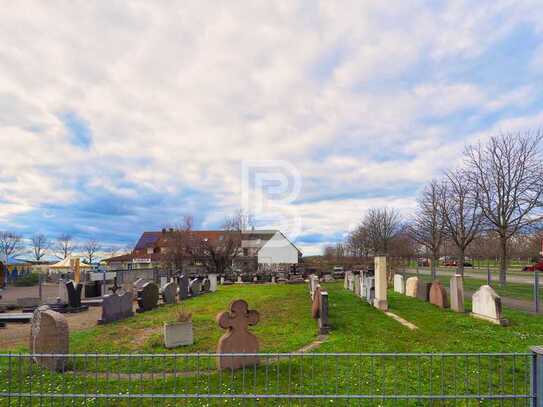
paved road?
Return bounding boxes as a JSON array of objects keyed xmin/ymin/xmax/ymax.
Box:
[{"xmin": 406, "ymin": 268, "xmax": 535, "ymax": 285}]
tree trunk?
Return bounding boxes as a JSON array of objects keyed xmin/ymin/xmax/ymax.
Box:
[
  {"xmin": 456, "ymin": 248, "xmax": 465, "ymax": 277},
  {"xmin": 430, "ymin": 253, "xmax": 437, "ymax": 280},
  {"xmin": 499, "ymin": 234, "xmax": 507, "ymax": 287}
]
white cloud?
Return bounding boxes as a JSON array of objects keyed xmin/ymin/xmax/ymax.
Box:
[{"xmin": 0, "ymin": 1, "xmax": 542, "ymax": 251}]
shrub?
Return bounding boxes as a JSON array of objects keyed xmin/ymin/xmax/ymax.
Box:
[{"xmin": 14, "ymin": 273, "xmax": 40, "ymax": 287}]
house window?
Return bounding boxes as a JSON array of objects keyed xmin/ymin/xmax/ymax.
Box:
[
  {"xmin": 147, "ymin": 248, "xmax": 153, "ymax": 255},
  {"xmin": 243, "ymin": 248, "xmax": 249, "ymax": 256}
]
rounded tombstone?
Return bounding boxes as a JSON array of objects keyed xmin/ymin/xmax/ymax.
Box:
[{"xmin": 30, "ymin": 305, "xmax": 69, "ymax": 371}]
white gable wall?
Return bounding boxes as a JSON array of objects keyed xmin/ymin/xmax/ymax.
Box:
[{"xmin": 257, "ymin": 232, "xmax": 299, "ymax": 264}]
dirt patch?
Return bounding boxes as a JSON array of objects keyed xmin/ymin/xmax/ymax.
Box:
[
  {"xmin": 131, "ymin": 326, "xmax": 162, "ymax": 348},
  {"xmin": 0, "ymin": 306, "xmax": 103, "ymax": 350}
]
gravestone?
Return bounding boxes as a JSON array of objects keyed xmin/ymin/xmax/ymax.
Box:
[
  {"xmin": 84, "ymin": 281, "xmax": 102, "ymax": 298},
  {"xmin": 354, "ymin": 274, "xmax": 361, "ymax": 297},
  {"xmin": 189, "ymin": 279, "xmax": 202, "ymax": 296},
  {"xmin": 393, "ymin": 274, "xmax": 405, "ymax": 294},
  {"xmin": 405, "ymin": 277, "xmax": 419, "ymax": 297},
  {"xmin": 99, "ymin": 292, "xmax": 134, "ymax": 324},
  {"xmin": 309, "ymin": 275, "xmax": 319, "ymax": 299},
  {"xmin": 450, "ymin": 275, "xmax": 464, "ymax": 313},
  {"xmin": 30, "ymin": 306, "xmax": 69, "ymax": 371},
  {"xmin": 177, "ymin": 274, "xmax": 190, "ymax": 300},
  {"xmin": 202, "ymin": 278, "xmax": 211, "ymax": 292},
  {"xmin": 311, "ymin": 286, "xmax": 330, "ymax": 334},
  {"xmin": 133, "ymin": 278, "xmax": 146, "ymax": 291},
  {"xmin": 416, "ymin": 280, "xmax": 431, "ymax": 301},
  {"xmin": 137, "ymin": 282, "xmax": 159, "ymax": 313},
  {"xmin": 471, "ymin": 285, "xmax": 508, "ymax": 325},
  {"xmin": 364, "ymin": 276, "xmax": 375, "ymax": 304},
  {"xmin": 65, "ymin": 280, "xmax": 82, "ymax": 307},
  {"xmin": 429, "ymin": 281, "xmax": 449, "ymax": 308},
  {"xmin": 373, "ymin": 256, "xmax": 388, "ymax": 311},
  {"xmin": 208, "ymin": 273, "xmax": 218, "ymax": 292},
  {"xmin": 162, "ymin": 281, "xmax": 178, "ymax": 304},
  {"xmin": 344, "ymin": 271, "xmax": 350, "ymax": 289},
  {"xmin": 65, "ymin": 281, "xmax": 88, "ymax": 312},
  {"xmin": 119, "ymin": 292, "xmax": 134, "ymax": 318},
  {"xmin": 216, "ymin": 299, "xmax": 260, "ymax": 370},
  {"xmin": 271, "ymin": 275, "xmax": 276, "ymax": 284}
]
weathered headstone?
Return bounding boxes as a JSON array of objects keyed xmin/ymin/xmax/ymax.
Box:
[
  {"xmin": 416, "ymin": 280, "xmax": 431, "ymax": 302},
  {"xmin": 177, "ymin": 274, "xmax": 190, "ymax": 300},
  {"xmin": 450, "ymin": 275, "xmax": 464, "ymax": 313},
  {"xmin": 364, "ymin": 275, "xmax": 375, "ymax": 304},
  {"xmin": 311, "ymin": 286, "xmax": 330, "ymax": 334},
  {"xmin": 119, "ymin": 292, "xmax": 134, "ymax": 318},
  {"xmin": 405, "ymin": 277, "xmax": 419, "ymax": 297},
  {"xmin": 202, "ymin": 278, "xmax": 211, "ymax": 292},
  {"xmin": 471, "ymin": 285, "xmax": 508, "ymax": 325},
  {"xmin": 133, "ymin": 278, "xmax": 146, "ymax": 291},
  {"xmin": 354, "ymin": 274, "xmax": 361, "ymax": 297},
  {"xmin": 429, "ymin": 280, "xmax": 449, "ymax": 308},
  {"xmin": 99, "ymin": 294, "xmax": 121, "ymax": 324},
  {"xmin": 309, "ymin": 275, "xmax": 319, "ymax": 299},
  {"xmin": 373, "ymin": 256, "xmax": 388, "ymax": 311},
  {"xmin": 189, "ymin": 279, "xmax": 202, "ymax": 296},
  {"xmin": 344, "ymin": 271, "xmax": 350, "ymax": 290},
  {"xmin": 208, "ymin": 273, "xmax": 218, "ymax": 292},
  {"xmin": 162, "ymin": 281, "xmax": 178, "ymax": 305},
  {"xmin": 137, "ymin": 282, "xmax": 159, "ymax": 313},
  {"xmin": 30, "ymin": 306, "xmax": 69, "ymax": 371},
  {"xmin": 393, "ymin": 274, "xmax": 405, "ymax": 294},
  {"xmin": 216, "ymin": 299, "xmax": 260, "ymax": 370}
]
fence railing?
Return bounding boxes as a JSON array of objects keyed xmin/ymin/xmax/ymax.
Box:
[{"xmin": 0, "ymin": 351, "xmax": 539, "ymax": 405}]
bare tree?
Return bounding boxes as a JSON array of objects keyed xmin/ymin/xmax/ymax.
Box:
[
  {"xmin": 465, "ymin": 132, "xmax": 543, "ymax": 285},
  {"xmin": 162, "ymin": 216, "xmax": 195, "ymax": 274},
  {"xmin": 55, "ymin": 234, "xmax": 75, "ymax": 259},
  {"xmin": 31, "ymin": 233, "xmax": 51, "ymax": 261},
  {"xmin": 346, "ymin": 226, "xmax": 372, "ymax": 258},
  {"xmin": 0, "ymin": 231, "xmax": 23, "ymax": 262},
  {"xmin": 440, "ymin": 169, "xmax": 484, "ymax": 276},
  {"xmin": 362, "ymin": 208, "xmax": 403, "ymax": 255},
  {"xmin": 83, "ymin": 239, "xmax": 101, "ymax": 264},
  {"xmin": 408, "ymin": 180, "xmax": 446, "ymax": 280}
]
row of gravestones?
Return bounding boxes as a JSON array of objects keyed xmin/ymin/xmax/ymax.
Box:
[
  {"xmin": 30, "ymin": 298, "xmax": 264, "ymax": 372},
  {"xmin": 394, "ymin": 275, "xmax": 508, "ymax": 326},
  {"xmin": 344, "ymin": 256, "xmax": 389, "ymax": 311},
  {"xmin": 308, "ymin": 275, "xmax": 330, "ymax": 335}
]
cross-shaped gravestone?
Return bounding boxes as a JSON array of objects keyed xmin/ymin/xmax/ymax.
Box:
[{"xmin": 216, "ymin": 299, "xmax": 260, "ymax": 370}]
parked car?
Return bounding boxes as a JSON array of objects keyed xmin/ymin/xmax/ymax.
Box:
[
  {"xmin": 522, "ymin": 261, "xmax": 543, "ymax": 272},
  {"xmin": 443, "ymin": 260, "xmax": 473, "ymax": 267},
  {"xmin": 417, "ymin": 259, "xmax": 430, "ymax": 267}
]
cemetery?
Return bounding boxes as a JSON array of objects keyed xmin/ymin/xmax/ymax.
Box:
[{"xmin": 2, "ymin": 267, "xmax": 543, "ymax": 404}]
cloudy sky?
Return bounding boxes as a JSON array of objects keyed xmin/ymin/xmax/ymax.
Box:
[{"xmin": 1, "ymin": 1, "xmax": 543, "ymax": 256}]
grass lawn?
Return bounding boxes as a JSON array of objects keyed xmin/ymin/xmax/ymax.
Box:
[
  {"xmin": 2, "ymin": 282, "xmax": 542, "ymax": 405},
  {"xmin": 405, "ymin": 272, "xmax": 540, "ymax": 303}
]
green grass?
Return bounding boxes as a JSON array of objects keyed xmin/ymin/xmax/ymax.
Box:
[
  {"xmin": 406, "ymin": 272, "xmax": 540, "ymax": 303},
  {"xmin": 2, "ymin": 282, "xmax": 542, "ymax": 405}
]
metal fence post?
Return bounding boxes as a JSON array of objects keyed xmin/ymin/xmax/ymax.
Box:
[
  {"xmin": 535, "ymin": 271, "xmax": 540, "ymax": 314},
  {"xmin": 487, "ymin": 261, "xmax": 491, "ymax": 286},
  {"xmin": 531, "ymin": 346, "xmax": 543, "ymax": 406}
]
